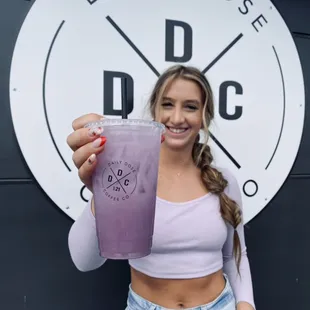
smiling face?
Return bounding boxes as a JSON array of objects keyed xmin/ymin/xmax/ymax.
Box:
[
  {"xmin": 149, "ymin": 65, "xmax": 214, "ymax": 153},
  {"xmin": 155, "ymin": 78, "xmax": 203, "ymax": 150}
]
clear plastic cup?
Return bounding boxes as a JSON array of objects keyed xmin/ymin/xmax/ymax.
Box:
[{"xmin": 85, "ymin": 119, "xmax": 165, "ymax": 259}]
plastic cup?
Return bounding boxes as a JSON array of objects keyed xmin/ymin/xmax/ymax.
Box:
[{"xmin": 85, "ymin": 119, "xmax": 165, "ymax": 259}]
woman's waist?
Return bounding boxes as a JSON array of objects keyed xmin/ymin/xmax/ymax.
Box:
[{"xmin": 130, "ymin": 267, "xmax": 226, "ymax": 309}]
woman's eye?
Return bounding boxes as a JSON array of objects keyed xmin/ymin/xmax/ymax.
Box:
[
  {"xmin": 187, "ymin": 105, "xmax": 198, "ymax": 110},
  {"xmin": 161, "ymin": 102, "xmax": 173, "ymax": 107}
]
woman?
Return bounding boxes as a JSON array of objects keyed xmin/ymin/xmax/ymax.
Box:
[{"xmin": 67, "ymin": 65, "xmax": 256, "ymax": 310}]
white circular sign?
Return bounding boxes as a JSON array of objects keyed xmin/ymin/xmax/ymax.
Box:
[{"xmin": 10, "ymin": 0, "xmax": 305, "ymax": 223}]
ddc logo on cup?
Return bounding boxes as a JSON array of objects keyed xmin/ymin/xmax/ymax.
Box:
[
  {"xmin": 101, "ymin": 161, "xmax": 138, "ymax": 202},
  {"xmin": 9, "ymin": 0, "xmax": 305, "ymax": 222}
]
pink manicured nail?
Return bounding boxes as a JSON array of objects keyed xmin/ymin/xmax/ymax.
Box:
[
  {"xmin": 88, "ymin": 127, "xmax": 103, "ymax": 137},
  {"xmin": 92, "ymin": 136, "xmax": 107, "ymax": 148},
  {"xmin": 88, "ymin": 154, "xmax": 96, "ymax": 165}
]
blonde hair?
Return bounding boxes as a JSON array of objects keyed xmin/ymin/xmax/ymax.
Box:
[{"xmin": 148, "ymin": 65, "xmax": 242, "ymax": 270}]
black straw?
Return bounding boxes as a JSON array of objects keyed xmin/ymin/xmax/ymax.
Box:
[{"xmin": 121, "ymin": 77, "xmax": 128, "ymax": 119}]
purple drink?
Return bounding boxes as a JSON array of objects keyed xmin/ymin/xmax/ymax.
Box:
[{"xmin": 86, "ymin": 119, "xmax": 165, "ymax": 259}]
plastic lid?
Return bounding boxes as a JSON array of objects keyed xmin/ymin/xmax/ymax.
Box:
[{"xmin": 85, "ymin": 118, "xmax": 165, "ymax": 133}]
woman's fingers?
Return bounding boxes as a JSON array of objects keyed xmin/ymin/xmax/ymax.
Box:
[
  {"xmin": 67, "ymin": 126, "xmax": 104, "ymax": 152},
  {"xmin": 72, "ymin": 136, "xmax": 107, "ymax": 169},
  {"xmin": 72, "ymin": 113, "xmax": 103, "ymax": 131},
  {"xmin": 67, "ymin": 113, "xmax": 104, "ymax": 152},
  {"xmin": 66, "ymin": 113, "xmax": 107, "ymax": 192},
  {"xmin": 78, "ymin": 153, "xmax": 98, "ymax": 190}
]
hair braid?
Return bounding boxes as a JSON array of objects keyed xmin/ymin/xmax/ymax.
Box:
[{"xmin": 192, "ymin": 138, "xmax": 242, "ymax": 271}]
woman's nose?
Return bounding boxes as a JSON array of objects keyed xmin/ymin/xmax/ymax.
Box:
[{"xmin": 170, "ymin": 107, "xmax": 185, "ymax": 125}]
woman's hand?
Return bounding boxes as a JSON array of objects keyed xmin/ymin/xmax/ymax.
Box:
[{"xmin": 66, "ymin": 113, "xmax": 107, "ymax": 192}]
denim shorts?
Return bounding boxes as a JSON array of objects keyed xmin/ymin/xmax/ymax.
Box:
[{"xmin": 125, "ymin": 274, "xmax": 236, "ymax": 310}]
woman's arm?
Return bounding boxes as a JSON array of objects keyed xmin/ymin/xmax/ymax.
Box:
[
  {"xmin": 221, "ymin": 168, "xmax": 256, "ymax": 310},
  {"xmin": 68, "ymin": 198, "xmax": 107, "ymax": 271}
]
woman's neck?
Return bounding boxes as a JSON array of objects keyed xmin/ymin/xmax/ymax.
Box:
[{"xmin": 159, "ymin": 144, "xmax": 195, "ymax": 172}]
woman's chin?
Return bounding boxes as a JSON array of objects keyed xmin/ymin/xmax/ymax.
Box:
[{"xmin": 162, "ymin": 137, "xmax": 194, "ymax": 151}]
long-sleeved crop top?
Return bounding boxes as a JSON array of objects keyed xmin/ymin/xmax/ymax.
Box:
[{"xmin": 68, "ymin": 167, "xmax": 255, "ymax": 308}]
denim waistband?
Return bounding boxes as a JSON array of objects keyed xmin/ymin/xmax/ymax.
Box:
[{"xmin": 126, "ymin": 274, "xmax": 236, "ymax": 310}]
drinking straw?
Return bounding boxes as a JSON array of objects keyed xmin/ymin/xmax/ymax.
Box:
[{"xmin": 121, "ymin": 77, "xmax": 128, "ymax": 119}]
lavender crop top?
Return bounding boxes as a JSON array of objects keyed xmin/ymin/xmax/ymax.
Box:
[{"xmin": 68, "ymin": 167, "xmax": 255, "ymax": 308}]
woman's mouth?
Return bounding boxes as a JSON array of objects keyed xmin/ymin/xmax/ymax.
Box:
[{"xmin": 166, "ymin": 126, "xmax": 189, "ymax": 135}]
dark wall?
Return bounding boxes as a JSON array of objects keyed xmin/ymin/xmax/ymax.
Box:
[{"xmin": 1, "ymin": 1, "xmax": 309, "ymax": 309}]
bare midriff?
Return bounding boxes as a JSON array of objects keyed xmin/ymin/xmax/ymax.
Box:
[{"xmin": 130, "ymin": 267, "xmax": 226, "ymax": 309}]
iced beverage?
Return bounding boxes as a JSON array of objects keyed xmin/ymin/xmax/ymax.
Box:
[{"xmin": 86, "ymin": 119, "xmax": 165, "ymax": 259}]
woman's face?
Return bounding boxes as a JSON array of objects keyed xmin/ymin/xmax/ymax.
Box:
[{"xmin": 155, "ymin": 78, "xmax": 204, "ymax": 151}]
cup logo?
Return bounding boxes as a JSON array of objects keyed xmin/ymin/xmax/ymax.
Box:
[{"xmin": 101, "ymin": 161, "xmax": 137, "ymax": 201}]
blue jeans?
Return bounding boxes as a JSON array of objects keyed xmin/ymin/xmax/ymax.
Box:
[{"xmin": 125, "ymin": 274, "xmax": 236, "ymax": 310}]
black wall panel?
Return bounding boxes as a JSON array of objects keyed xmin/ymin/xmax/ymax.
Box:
[
  {"xmin": 245, "ymin": 176, "xmax": 310, "ymax": 310},
  {"xmin": 273, "ymin": 0, "xmax": 310, "ymax": 34},
  {"xmin": 0, "ymin": 0, "xmax": 33, "ymax": 179},
  {"xmin": 290, "ymin": 36, "xmax": 310, "ymax": 174}
]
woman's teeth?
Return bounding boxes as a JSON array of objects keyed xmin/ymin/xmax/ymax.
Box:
[{"xmin": 168, "ymin": 127, "xmax": 187, "ymax": 133}]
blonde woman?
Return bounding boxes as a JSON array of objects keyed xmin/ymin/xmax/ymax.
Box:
[{"xmin": 67, "ymin": 65, "xmax": 256, "ymax": 310}]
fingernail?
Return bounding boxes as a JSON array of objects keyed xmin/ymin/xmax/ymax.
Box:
[
  {"xmin": 88, "ymin": 154, "xmax": 96, "ymax": 165},
  {"xmin": 88, "ymin": 127, "xmax": 103, "ymax": 137},
  {"xmin": 161, "ymin": 135, "xmax": 165, "ymax": 143},
  {"xmin": 93, "ymin": 136, "xmax": 107, "ymax": 148}
]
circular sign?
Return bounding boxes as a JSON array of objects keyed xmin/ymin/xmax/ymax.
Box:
[{"xmin": 9, "ymin": 0, "xmax": 305, "ymax": 222}]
